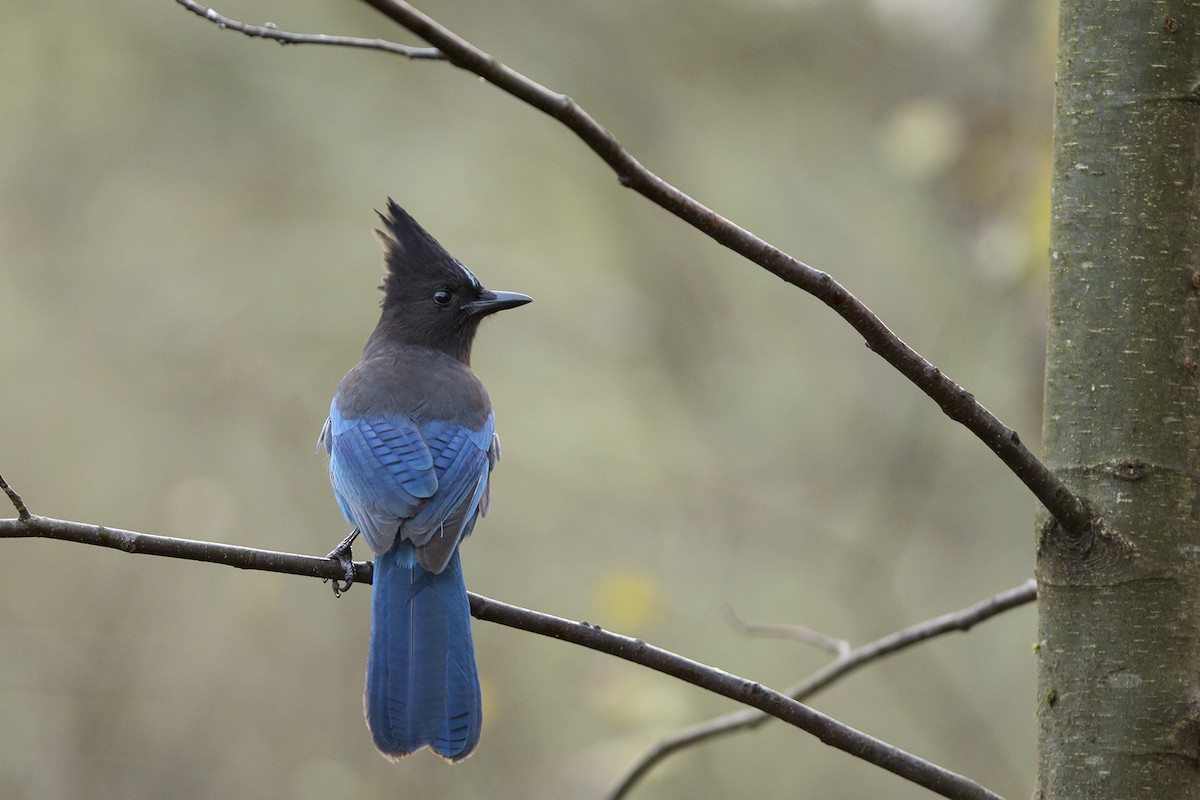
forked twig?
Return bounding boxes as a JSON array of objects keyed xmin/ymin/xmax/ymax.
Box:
[{"xmin": 606, "ymin": 580, "xmax": 1037, "ymax": 799}]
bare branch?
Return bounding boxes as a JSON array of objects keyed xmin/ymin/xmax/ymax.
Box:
[
  {"xmin": 176, "ymin": 0, "xmax": 443, "ymax": 60},
  {"xmin": 471, "ymin": 599, "xmax": 1002, "ymax": 800},
  {"xmin": 0, "ymin": 513, "xmax": 373, "ymax": 584},
  {"xmin": 607, "ymin": 579, "xmax": 1037, "ymax": 799},
  {"xmin": 2, "ymin": 511, "xmax": 1000, "ymax": 800}
]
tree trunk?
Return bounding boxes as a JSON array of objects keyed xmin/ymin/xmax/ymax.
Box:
[{"xmin": 1039, "ymin": 2, "xmax": 1200, "ymax": 797}]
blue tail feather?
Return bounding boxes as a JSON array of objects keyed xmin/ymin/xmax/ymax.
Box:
[{"xmin": 366, "ymin": 541, "xmax": 482, "ymax": 762}]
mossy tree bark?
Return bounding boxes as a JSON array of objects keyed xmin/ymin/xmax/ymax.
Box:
[{"xmin": 1040, "ymin": 3, "xmax": 1200, "ymax": 797}]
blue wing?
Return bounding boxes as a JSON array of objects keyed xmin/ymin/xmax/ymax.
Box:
[
  {"xmin": 322, "ymin": 400, "xmax": 493, "ymax": 761},
  {"xmin": 322, "ymin": 400, "xmax": 496, "ymax": 567},
  {"xmin": 402, "ymin": 420, "xmax": 495, "ymax": 571}
]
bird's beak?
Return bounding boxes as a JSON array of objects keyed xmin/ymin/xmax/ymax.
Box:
[{"xmin": 465, "ymin": 290, "xmax": 533, "ymax": 317}]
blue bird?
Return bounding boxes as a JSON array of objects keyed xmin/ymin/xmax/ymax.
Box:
[{"xmin": 320, "ymin": 201, "xmax": 530, "ymax": 761}]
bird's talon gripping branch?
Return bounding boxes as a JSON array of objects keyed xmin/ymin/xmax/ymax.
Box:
[{"xmin": 326, "ymin": 528, "xmax": 360, "ymax": 597}]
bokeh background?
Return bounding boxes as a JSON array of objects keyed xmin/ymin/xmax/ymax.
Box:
[{"xmin": 2, "ymin": 1, "xmax": 1053, "ymax": 798}]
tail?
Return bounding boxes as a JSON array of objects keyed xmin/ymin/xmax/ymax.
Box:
[{"xmin": 366, "ymin": 541, "xmax": 482, "ymax": 762}]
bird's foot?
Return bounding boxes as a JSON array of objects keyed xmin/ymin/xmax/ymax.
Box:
[{"xmin": 325, "ymin": 529, "xmax": 360, "ymax": 598}]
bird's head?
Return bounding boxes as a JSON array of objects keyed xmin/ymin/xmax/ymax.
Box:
[{"xmin": 370, "ymin": 199, "xmax": 531, "ymax": 363}]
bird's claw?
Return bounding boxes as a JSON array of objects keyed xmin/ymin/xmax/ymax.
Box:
[{"xmin": 325, "ymin": 529, "xmax": 360, "ymax": 598}]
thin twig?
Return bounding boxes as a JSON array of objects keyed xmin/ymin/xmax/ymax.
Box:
[
  {"xmin": 0, "ymin": 473, "xmax": 30, "ymax": 521},
  {"xmin": 726, "ymin": 605, "xmax": 851, "ymax": 656},
  {"xmin": 606, "ymin": 579, "xmax": 1037, "ymax": 800},
  {"xmin": 1, "ymin": 512, "xmax": 1000, "ymax": 800},
  {"xmin": 176, "ymin": 0, "xmax": 444, "ymax": 60}
]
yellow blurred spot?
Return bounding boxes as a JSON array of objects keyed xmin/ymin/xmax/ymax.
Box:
[{"xmin": 591, "ymin": 570, "xmax": 665, "ymax": 631}]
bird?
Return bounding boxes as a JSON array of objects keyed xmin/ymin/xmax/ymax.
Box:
[{"xmin": 319, "ymin": 200, "xmax": 531, "ymax": 762}]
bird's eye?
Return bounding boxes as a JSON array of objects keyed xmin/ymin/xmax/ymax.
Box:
[{"xmin": 433, "ymin": 289, "xmax": 453, "ymax": 306}]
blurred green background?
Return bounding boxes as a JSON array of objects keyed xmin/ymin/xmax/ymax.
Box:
[{"xmin": 2, "ymin": 1, "xmax": 1053, "ymax": 798}]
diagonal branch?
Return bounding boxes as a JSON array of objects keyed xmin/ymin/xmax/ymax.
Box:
[
  {"xmin": 607, "ymin": 579, "xmax": 1038, "ymax": 800},
  {"xmin": 0, "ymin": 507, "xmax": 999, "ymax": 800},
  {"xmin": 176, "ymin": 0, "xmax": 1093, "ymax": 539}
]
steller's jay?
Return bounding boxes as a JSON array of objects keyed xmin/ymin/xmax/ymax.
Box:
[{"xmin": 319, "ymin": 200, "xmax": 530, "ymax": 761}]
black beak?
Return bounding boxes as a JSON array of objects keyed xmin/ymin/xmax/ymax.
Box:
[{"xmin": 465, "ymin": 290, "xmax": 533, "ymax": 317}]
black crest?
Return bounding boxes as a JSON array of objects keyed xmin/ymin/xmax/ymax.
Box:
[{"xmin": 375, "ymin": 200, "xmax": 480, "ymax": 305}]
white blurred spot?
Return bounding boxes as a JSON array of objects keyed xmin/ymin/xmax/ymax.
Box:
[
  {"xmin": 972, "ymin": 217, "xmax": 1028, "ymax": 282},
  {"xmin": 871, "ymin": 0, "xmax": 998, "ymax": 48},
  {"xmin": 878, "ymin": 98, "xmax": 964, "ymax": 181}
]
